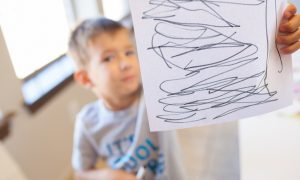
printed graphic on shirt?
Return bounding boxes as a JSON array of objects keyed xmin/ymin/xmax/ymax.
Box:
[{"xmin": 106, "ymin": 134, "xmax": 164, "ymax": 175}]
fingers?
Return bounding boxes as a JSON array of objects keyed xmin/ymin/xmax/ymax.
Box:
[
  {"xmin": 277, "ymin": 4, "xmax": 300, "ymax": 54},
  {"xmin": 282, "ymin": 4, "xmax": 297, "ymax": 20},
  {"xmin": 280, "ymin": 41, "xmax": 300, "ymax": 54},
  {"xmin": 279, "ymin": 14, "xmax": 300, "ymax": 33},
  {"xmin": 279, "ymin": 4, "xmax": 298, "ymax": 33},
  {"xmin": 277, "ymin": 28, "xmax": 300, "ymax": 45}
]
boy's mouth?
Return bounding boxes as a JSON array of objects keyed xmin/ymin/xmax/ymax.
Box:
[{"xmin": 122, "ymin": 75, "xmax": 136, "ymax": 82}]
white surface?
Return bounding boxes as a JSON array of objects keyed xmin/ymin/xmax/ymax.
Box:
[
  {"xmin": 0, "ymin": 143, "xmax": 28, "ymax": 180},
  {"xmin": 239, "ymin": 103, "xmax": 300, "ymax": 180},
  {"xmin": 130, "ymin": 0, "xmax": 293, "ymax": 131},
  {"xmin": 0, "ymin": 0, "xmax": 69, "ymax": 78}
]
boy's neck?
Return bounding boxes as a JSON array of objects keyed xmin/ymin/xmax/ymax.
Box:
[{"xmin": 102, "ymin": 89, "xmax": 141, "ymax": 111}]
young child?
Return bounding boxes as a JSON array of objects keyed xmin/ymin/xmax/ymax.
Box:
[
  {"xmin": 69, "ymin": 4, "xmax": 299, "ymax": 180},
  {"xmin": 69, "ymin": 17, "xmax": 184, "ymax": 180}
]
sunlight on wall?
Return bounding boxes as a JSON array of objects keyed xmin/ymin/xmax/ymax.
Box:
[
  {"xmin": 102, "ymin": 0, "xmax": 129, "ymax": 21},
  {"xmin": 0, "ymin": 0, "xmax": 69, "ymax": 79}
]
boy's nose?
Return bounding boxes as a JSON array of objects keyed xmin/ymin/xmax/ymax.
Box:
[{"xmin": 119, "ymin": 56, "xmax": 131, "ymax": 70}]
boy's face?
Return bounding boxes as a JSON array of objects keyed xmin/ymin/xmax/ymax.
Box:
[{"xmin": 84, "ymin": 29, "xmax": 141, "ymax": 100}]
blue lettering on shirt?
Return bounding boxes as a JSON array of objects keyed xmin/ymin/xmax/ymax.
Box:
[
  {"xmin": 106, "ymin": 134, "xmax": 135, "ymax": 156},
  {"xmin": 123, "ymin": 155, "xmax": 138, "ymax": 171},
  {"xmin": 106, "ymin": 144, "xmax": 113, "ymax": 156},
  {"xmin": 135, "ymin": 145, "xmax": 151, "ymax": 160},
  {"xmin": 146, "ymin": 138, "xmax": 159, "ymax": 151},
  {"xmin": 113, "ymin": 139, "xmax": 124, "ymax": 155},
  {"xmin": 108, "ymin": 134, "xmax": 165, "ymax": 176}
]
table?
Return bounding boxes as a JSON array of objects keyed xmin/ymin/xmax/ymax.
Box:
[{"xmin": 239, "ymin": 103, "xmax": 300, "ymax": 180}]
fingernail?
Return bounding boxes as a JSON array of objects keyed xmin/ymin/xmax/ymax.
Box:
[{"xmin": 284, "ymin": 12, "xmax": 292, "ymax": 19}]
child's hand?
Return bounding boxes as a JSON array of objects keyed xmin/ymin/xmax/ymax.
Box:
[
  {"xmin": 101, "ymin": 168, "xmax": 137, "ymax": 180},
  {"xmin": 75, "ymin": 168, "xmax": 137, "ymax": 180},
  {"xmin": 276, "ymin": 4, "xmax": 300, "ymax": 54}
]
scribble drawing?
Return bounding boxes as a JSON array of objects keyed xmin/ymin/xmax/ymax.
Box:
[{"xmin": 142, "ymin": 0, "xmax": 282, "ymax": 123}]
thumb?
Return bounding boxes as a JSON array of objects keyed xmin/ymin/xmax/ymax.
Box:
[{"xmin": 282, "ymin": 4, "xmax": 297, "ymax": 20}]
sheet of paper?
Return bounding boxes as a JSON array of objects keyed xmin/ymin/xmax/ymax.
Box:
[{"xmin": 129, "ymin": 0, "xmax": 293, "ymax": 131}]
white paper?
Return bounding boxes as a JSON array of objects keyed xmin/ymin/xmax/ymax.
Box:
[{"xmin": 129, "ymin": 0, "xmax": 293, "ymax": 131}]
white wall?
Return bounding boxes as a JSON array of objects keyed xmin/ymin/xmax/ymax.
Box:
[
  {"xmin": 0, "ymin": 27, "xmax": 96, "ymax": 180},
  {"xmin": 72, "ymin": 0, "xmax": 100, "ymax": 21}
]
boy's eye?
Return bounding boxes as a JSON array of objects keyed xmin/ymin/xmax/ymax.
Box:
[
  {"xmin": 125, "ymin": 50, "xmax": 135, "ymax": 57},
  {"xmin": 103, "ymin": 55, "xmax": 115, "ymax": 62}
]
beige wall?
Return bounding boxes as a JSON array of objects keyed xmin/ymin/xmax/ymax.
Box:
[{"xmin": 0, "ymin": 27, "xmax": 96, "ymax": 180}]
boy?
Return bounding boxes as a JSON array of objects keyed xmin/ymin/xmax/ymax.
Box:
[
  {"xmin": 69, "ymin": 18, "xmax": 184, "ymax": 180},
  {"xmin": 69, "ymin": 4, "xmax": 299, "ymax": 180}
]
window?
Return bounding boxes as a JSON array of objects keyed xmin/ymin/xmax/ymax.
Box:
[
  {"xmin": 0, "ymin": 0, "xmax": 70, "ymax": 79},
  {"xmin": 102, "ymin": 0, "xmax": 130, "ymax": 21},
  {"xmin": 0, "ymin": 0, "xmax": 76, "ymax": 112},
  {"xmin": 22, "ymin": 55, "xmax": 74, "ymax": 106}
]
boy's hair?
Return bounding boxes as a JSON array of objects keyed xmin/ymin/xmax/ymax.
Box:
[{"xmin": 68, "ymin": 17, "xmax": 125, "ymax": 69}]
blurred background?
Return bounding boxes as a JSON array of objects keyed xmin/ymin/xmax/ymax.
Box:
[{"xmin": 0, "ymin": 0, "xmax": 299, "ymax": 180}]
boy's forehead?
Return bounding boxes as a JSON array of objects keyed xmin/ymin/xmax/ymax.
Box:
[
  {"xmin": 88, "ymin": 29, "xmax": 134, "ymax": 50},
  {"xmin": 93, "ymin": 29, "xmax": 132, "ymax": 43}
]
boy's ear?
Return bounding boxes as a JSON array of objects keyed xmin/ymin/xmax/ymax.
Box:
[{"xmin": 73, "ymin": 70, "xmax": 94, "ymax": 89}]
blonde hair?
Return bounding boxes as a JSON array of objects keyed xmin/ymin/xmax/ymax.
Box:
[{"xmin": 68, "ymin": 17, "xmax": 125, "ymax": 69}]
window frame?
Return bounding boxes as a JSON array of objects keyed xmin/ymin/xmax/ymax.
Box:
[{"xmin": 22, "ymin": 54, "xmax": 74, "ymax": 113}]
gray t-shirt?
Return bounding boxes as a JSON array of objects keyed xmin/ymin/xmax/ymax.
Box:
[{"xmin": 72, "ymin": 96, "xmax": 185, "ymax": 179}]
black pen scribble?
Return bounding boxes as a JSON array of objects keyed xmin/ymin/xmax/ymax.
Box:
[
  {"xmin": 274, "ymin": 0, "xmax": 283, "ymax": 73},
  {"xmin": 142, "ymin": 0, "xmax": 282, "ymax": 123}
]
